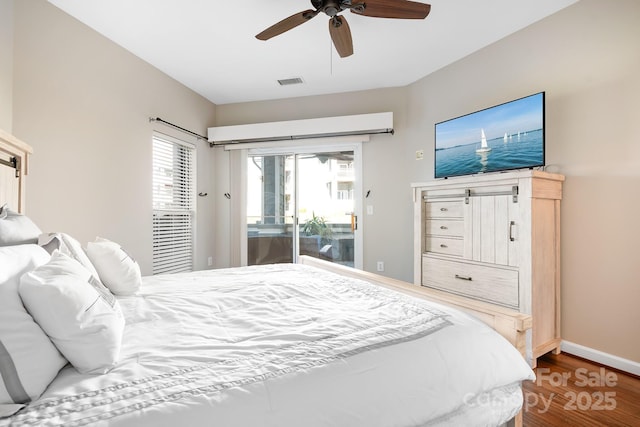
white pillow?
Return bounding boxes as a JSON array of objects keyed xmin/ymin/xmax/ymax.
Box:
[
  {"xmin": 19, "ymin": 251, "xmax": 125, "ymax": 375},
  {"xmin": 85, "ymin": 237, "xmax": 142, "ymax": 296},
  {"xmin": 0, "ymin": 245, "xmax": 67, "ymax": 406},
  {"xmin": 38, "ymin": 232, "xmax": 102, "ymax": 280},
  {"xmin": 38, "ymin": 233, "xmax": 117, "ymax": 310},
  {"xmin": 0, "ymin": 205, "xmax": 42, "ymax": 246}
]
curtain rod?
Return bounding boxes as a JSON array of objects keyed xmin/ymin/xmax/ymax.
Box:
[{"xmin": 149, "ymin": 117, "xmax": 208, "ymax": 141}]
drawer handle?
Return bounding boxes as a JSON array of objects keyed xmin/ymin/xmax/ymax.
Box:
[
  {"xmin": 455, "ymin": 274, "xmax": 473, "ymax": 281},
  {"xmin": 440, "ymin": 244, "xmax": 448, "ymax": 248},
  {"xmin": 440, "ymin": 207, "xmax": 448, "ymax": 212},
  {"xmin": 440, "ymin": 226, "xmax": 448, "ymax": 230}
]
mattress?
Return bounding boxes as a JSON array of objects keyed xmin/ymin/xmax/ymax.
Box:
[{"xmin": 2, "ymin": 263, "xmax": 534, "ymax": 426}]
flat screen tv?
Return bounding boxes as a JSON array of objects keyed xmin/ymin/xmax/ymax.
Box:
[{"xmin": 434, "ymin": 92, "xmax": 545, "ymax": 179}]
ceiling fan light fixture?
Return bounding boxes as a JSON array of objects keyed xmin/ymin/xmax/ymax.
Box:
[
  {"xmin": 256, "ymin": 0, "xmax": 431, "ymax": 57},
  {"xmin": 277, "ymin": 77, "xmax": 305, "ymax": 86}
]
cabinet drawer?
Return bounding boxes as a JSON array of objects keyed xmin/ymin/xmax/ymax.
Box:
[
  {"xmin": 426, "ymin": 219, "xmax": 464, "ymax": 237},
  {"xmin": 425, "ymin": 200, "xmax": 463, "ymax": 218},
  {"xmin": 422, "ymin": 256, "xmax": 519, "ymax": 308},
  {"xmin": 425, "ymin": 237, "xmax": 463, "ymax": 257}
]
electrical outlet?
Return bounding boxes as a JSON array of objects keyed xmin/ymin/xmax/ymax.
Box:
[
  {"xmin": 207, "ymin": 256, "xmax": 213, "ymax": 267},
  {"xmin": 376, "ymin": 261, "xmax": 384, "ymax": 272},
  {"xmin": 367, "ymin": 205, "xmax": 374, "ymax": 215},
  {"xmin": 415, "ymin": 150, "xmax": 424, "ymax": 160}
]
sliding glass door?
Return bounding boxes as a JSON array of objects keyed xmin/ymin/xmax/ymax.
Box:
[
  {"xmin": 297, "ymin": 152, "xmax": 356, "ymax": 266},
  {"xmin": 247, "ymin": 147, "xmax": 361, "ymax": 268}
]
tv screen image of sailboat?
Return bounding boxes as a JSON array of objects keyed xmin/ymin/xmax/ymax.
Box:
[{"xmin": 434, "ymin": 92, "xmax": 544, "ymax": 178}]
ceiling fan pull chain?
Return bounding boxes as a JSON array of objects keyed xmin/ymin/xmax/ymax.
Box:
[{"xmin": 330, "ymin": 38, "xmax": 333, "ymax": 76}]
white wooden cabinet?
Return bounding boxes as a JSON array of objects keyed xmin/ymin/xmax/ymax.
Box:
[{"xmin": 412, "ymin": 170, "xmax": 564, "ymax": 366}]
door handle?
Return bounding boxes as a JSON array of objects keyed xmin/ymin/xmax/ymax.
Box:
[{"xmin": 351, "ymin": 213, "xmax": 357, "ymax": 231}]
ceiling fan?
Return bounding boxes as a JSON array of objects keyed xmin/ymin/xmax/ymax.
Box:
[{"xmin": 255, "ymin": 0, "xmax": 431, "ymax": 58}]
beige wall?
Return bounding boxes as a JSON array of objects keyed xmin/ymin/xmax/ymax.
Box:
[
  {"xmin": 10, "ymin": 0, "xmax": 218, "ymax": 274},
  {"xmin": 0, "ymin": 0, "xmax": 13, "ymax": 132},
  {"xmin": 406, "ymin": 0, "xmax": 640, "ymax": 363},
  {"xmin": 5, "ymin": 0, "xmax": 638, "ymax": 363},
  {"xmin": 217, "ymin": 0, "xmax": 640, "ymax": 362}
]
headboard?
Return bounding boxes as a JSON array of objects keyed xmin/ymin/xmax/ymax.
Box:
[{"xmin": 0, "ymin": 128, "xmax": 33, "ymax": 213}]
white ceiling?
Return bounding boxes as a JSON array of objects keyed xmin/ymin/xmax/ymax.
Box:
[{"xmin": 47, "ymin": 0, "xmax": 578, "ymax": 105}]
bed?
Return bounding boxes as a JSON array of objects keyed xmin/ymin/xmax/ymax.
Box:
[{"xmin": 0, "ymin": 129, "xmax": 534, "ymax": 426}]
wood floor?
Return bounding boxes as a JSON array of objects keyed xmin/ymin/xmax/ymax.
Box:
[{"xmin": 522, "ymin": 352, "xmax": 640, "ymax": 426}]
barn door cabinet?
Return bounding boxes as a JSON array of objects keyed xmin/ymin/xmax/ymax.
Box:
[{"xmin": 412, "ymin": 170, "xmax": 564, "ymax": 366}]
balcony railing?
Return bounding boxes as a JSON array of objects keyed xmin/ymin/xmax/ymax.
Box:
[{"xmin": 248, "ymin": 222, "xmax": 354, "ymax": 267}]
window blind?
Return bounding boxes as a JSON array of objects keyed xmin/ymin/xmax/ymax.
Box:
[{"xmin": 152, "ymin": 136, "xmax": 195, "ymax": 274}]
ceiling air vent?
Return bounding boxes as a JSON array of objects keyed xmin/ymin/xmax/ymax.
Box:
[{"xmin": 277, "ymin": 77, "xmax": 304, "ymax": 86}]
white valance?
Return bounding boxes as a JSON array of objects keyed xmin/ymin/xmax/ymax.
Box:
[{"xmin": 208, "ymin": 112, "xmax": 393, "ymax": 146}]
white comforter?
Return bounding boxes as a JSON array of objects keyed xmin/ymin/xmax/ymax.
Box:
[{"xmin": 4, "ymin": 264, "xmax": 534, "ymax": 426}]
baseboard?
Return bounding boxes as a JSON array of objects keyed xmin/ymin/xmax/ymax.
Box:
[{"xmin": 562, "ymin": 341, "xmax": 640, "ymax": 376}]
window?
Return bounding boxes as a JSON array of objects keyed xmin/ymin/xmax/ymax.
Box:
[
  {"xmin": 336, "ymin": 182, "xmax": 354, "ymax": 200},
  {"xmin": 152, "ymin": 134, "xmax": 195, "ymax": 274}
]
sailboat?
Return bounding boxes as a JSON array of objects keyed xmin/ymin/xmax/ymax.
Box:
[
  {"xmin": 476, "ymin": 128, "xmax": 492, "ymax": 153},
  {"xmin": 504, "ymin": 132, "xmax": 508, "ymax": 143}
]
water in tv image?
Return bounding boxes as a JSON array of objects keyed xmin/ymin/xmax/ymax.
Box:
[{"xmin": 435, "ymin": 92, "xmax": 544, "ymax": 178}]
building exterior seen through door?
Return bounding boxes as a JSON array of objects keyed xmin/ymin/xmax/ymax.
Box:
[{"xmin": 247, "ymin": 151, "xmax": 357, "ymax": 267}]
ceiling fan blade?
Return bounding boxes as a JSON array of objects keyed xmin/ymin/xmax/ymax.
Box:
[
  {"xmin": 256, "ymin": 9, "xmax": 318, "ymax": 41},
  {"xmin": 351, "ymin": 0, "xmax": 431, "ymax": 19},
  {"xmin": 329, "ymin": 16, "xmax": 354, "ymax": 58}
]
